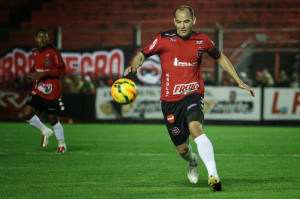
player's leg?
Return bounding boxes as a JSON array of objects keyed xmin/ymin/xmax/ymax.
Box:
[
  {"xmin": 175, "ymin": 139, "xmax": 198, "ymax": 184},
  {"xmin": 176, "ymin": 139, "xmax": 197, "ymax": 166},
  {"xmin": 185, "ymin": 94, "xmax": 221, "ymax": 191},
  {"xmin": 161, "ymin": 99, "xmax": 198, "ymax": 184},
  {"xmin": 46, "ymin": 99, "xmax": 66, "ymax": 153},
  {"xmin": 188, "ymin": 120, "xmax": 221, "ymax": 191},
  {"xmin": 48, "ymin": 114, "xmax": 66, "ymax": 153},
  {"xmin": 23, "ymin": 95, "xmax": 53, "ymax": 148}
]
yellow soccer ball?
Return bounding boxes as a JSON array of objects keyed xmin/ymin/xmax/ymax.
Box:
[{"xmin": 111, "ymin": 78, "xmax": 137, "ymax": 104}]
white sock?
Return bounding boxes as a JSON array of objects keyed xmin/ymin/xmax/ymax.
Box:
[
  {"xmin": 26, "ymin": 115, "xmax": 48, "ymax": 134},
  {"xmin": 194, "ymin": 134, "xmax": 219, "ymax": 178},
  {"xmin": 52, "ymin": 122, "xmax": 65, "ymax": 143},
  {"xmin": 178, "ymin": 145, "xmax": 198, "ymax": 166}
]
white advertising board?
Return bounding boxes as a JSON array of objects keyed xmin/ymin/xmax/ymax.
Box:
[
  {"xmin": 204, "ymin": 86, "xmax": 261, "ymax": 121},
  {"xmin": 95, "ymin": 86, "xmax": 261, "ymax": 121},
  {"xmin": 264, "ymin": 88, "xmax": 300, "ymax": 120},
  {"xmin": 95, "ymin": 86, "xmax": 163, "ymax": 120}
]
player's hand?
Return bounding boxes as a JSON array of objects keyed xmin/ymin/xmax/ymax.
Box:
[
  {"xmin": 27, "ymin": 72, "xmax": 36, "ymax": 80},
  {"xmin": 123, "ymin": 66, "xmax": 137, "ymax": 76},
  {"xmin": 35, "ymin": 72, "xmax": 45, "ymax": 80},
  {"xmin": 238, "ymin": 82, "xmax": 255, "ymax": 97}
]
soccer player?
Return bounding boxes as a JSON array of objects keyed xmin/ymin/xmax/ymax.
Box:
[
  {"xmin": 22, "ymin": 29, "xmax": 67, "ymax": 153},
  {"xmin": 124, "ymin": 5, "xmax": 255, "ymax": 191}
]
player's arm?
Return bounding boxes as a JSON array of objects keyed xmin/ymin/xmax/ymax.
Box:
[
  {"xmin": 42, "ymin": 66, "xmax": 66, "ymax": 77},
  {"xmin": 35, "ymin": 66, "xmax": 66, "ymax": 80},
  {"xmin": 217, "ymin": 53, "xmax": 255, "ymax": 97},
  {"xmin": 124, "ymin": 52, "xmax": 146, "ymax": 76},
  {"xmin": 27, "ymin": 65, "xmax": 37, "ymax": 80}
]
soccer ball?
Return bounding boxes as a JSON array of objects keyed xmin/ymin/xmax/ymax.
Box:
[{"xmin": 111, "ymin": 78, "xmax": 137, "ymax": 104}]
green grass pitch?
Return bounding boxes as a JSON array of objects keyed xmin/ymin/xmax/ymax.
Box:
[{"xmin": 0, "ymin": 122, "xmax": 299, "ymax": 199}]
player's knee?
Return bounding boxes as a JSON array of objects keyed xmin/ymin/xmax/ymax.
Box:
[
  {"xmin": 177, "ymin": 146, "xmax": 189, "ymax": 155},
  {"xmin": 23, "ymin": 113, "xmax": 32, "ymax": 121},
  {"xmin": 48, "ymin": 115, "xmax": 58, "ymax": 126},
  {"xmin": 188, "ymin": 121, "xmax": 204, "ymax": 137},
  {"xmin": 22, "ymin": 107, "xmax": 35, "ymax": 121}
]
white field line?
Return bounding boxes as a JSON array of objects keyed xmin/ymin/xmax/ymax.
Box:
[{"xmin": 0, "ymin": 152, "xmax": 299, "ymax": 157}]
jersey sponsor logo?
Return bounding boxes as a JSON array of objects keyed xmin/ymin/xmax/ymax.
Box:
[
  {"xmin": 37, "ymin": 82, "xmax": 52, "ymax": 94},
  {"xmin": 173, "ymin": 58, "xmax": 198, "ymax": 67},
  {"xmin": 165, "ymin": 73, "xmax": 170, "ymax": 97},
  {"xmin": 149, "ymin": 39, "xmax": 158, "ymax": 50},
  {"xmin": 46, "ymin": 53, "xmax": 50, "ymax": 57},
  {"xmin": 167, "ymin": 114, "xmax": 174, "ymax": 123},
  {"xmin": 173, "ymin": 82, "xmax": 199, "ymax": 95},
  {"xmin": 170, "ymin": 38, "xmax": 177, "ymax": 42},
  {"xmin": 36, "ymin": 69, "xmax": 49, "ymax": 72},
  {"xmin": 171, "ymin": 126, "xmax": 180, "ymax": 136},
  {"xmin": 196, "ymin": 40, "xmax": 203, "ymax": 44}
]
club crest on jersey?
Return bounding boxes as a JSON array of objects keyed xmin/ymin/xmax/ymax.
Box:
[
  {"xmin": 171, "ymin": 127, "xmax": 180, "ymax": 136},
  {"xmin": 167, "ymin": 114, "xmax": 175, "ymax": 123},
  {"xmin": 197, "ymin": 49, "xmax": 203, "ymax": 59},
  {"xmin": 170, "ymin": 38, "xmax": 177, "ymax": 42},
  {"xmin": 46, "ymin": 53, "xmax": 50, "ymax": 57},
  {"xmin": 45, "ymin": 60, "xmax": 50, "ymax": 67},
  {"xmin": 196, "ymin": 40, "xmax": 203, "ymax": 44}
]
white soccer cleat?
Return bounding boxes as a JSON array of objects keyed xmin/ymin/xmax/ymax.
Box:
[
  {"xmin": 57, "ymin": 142, "xmax": 67, "ymax": 153},
  {"xmin": 41, "ymin": 128, "xmax": 53, "ymax": 148},
  {"xmin": 187, "ymin": 164, "xmax": 199, "ymax": 184}
]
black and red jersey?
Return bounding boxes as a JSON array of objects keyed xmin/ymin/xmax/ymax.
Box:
[
  {"xmin": 142, "ymin": 29, "xmax": 220, "ymax": 102},
  {"xmin": 31, "ymin": 44, "xmax": 66, "ymax": 100}
]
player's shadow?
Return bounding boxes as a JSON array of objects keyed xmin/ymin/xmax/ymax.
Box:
[
  {"xmin": 60, "ymin": 145, "xmax": 93, "ymax": 152},
  {"xmin": 41, "ymin": 144, "xmax": 95, "ymax": 153},
  {"xmin": 224, "ymin": 177, "xmax": 285, "ymax": 185}
]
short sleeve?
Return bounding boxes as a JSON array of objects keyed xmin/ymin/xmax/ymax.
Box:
[
  {"xmin": 206, "ymin": 36, "xmax": 221, "ymax": 59},
  {"xmin": 53, "ymin": 49, "xmax": 66, "ymax": 68},
  {"xmin": 142, "ymin": 33, "xmax": 161, "ymax": 57}
]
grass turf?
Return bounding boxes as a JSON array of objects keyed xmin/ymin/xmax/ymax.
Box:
[{"xmin": 0, "ymin": 123, "xmax": 299, "ymax": 198}]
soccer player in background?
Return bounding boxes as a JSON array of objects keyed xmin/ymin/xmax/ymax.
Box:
[
  {"xmin": 22, "ymin": 29, "xmax": 67, "ymax": 153},
  {"xmin": 124, "ymin": 5, "xmax": 255, "ymax": 191}
]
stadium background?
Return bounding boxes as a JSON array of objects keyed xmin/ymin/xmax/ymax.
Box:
[
  {"xmin": 0, "ymin": 0, "xmax": 299, "ymax": 124},
  {"xmin": 0, "ymin": 1, "xmax": 300, "ymax": 198}
]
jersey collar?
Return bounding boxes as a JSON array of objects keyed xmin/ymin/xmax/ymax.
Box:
[
  {"xmin": 37, "ymin": 44, "xmax": 50, "ymax": 52},
  {"xmin": 174, "ymin": 29, "xmax": 197, "ymax": 41}
]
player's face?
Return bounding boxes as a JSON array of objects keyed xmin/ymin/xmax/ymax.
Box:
[
  {"xmin": 35, "ymin": 31, "xmax": 49, "ymax": 48},
  {"xmin": 174, "ymin": 9, "xmax": 196, "ymax": 38}
]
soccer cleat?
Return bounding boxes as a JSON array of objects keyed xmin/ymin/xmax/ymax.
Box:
[
  {"xmin": 41, "ymin": 128, "xmax": 53, "ymax": 148},
  {"xmin": 208, "ymin": 176, "xmax": 222, "ymax": 191},
  {"xmin": 57, "ymin": 142, "xmax": 67, "ymax": 153},
  {"xmin": 187, "ymin": 164, "xmax": 199, "ymax": 184}
]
